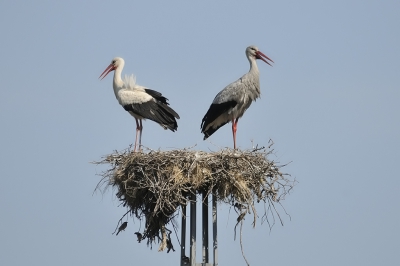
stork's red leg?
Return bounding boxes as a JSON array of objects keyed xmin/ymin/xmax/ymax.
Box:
[
  {"xmin": 134, "ymin": 118, "xmax": 141, "ymax": 152},
  {"xmin": 232, "ymin": 118, "xmax": 239, "ymax": 149},
  {"xmin": 138, "ymin": 119, "xmax": 143, "ymax": 151}
]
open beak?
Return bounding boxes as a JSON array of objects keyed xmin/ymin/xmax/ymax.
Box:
[
  {"xmin": 99, "ymin": 63, "xmax": 116, "ymax": 80},
  {"xmin": 255, "ymin": 51, "xmax": 274, "ymax": 66}
]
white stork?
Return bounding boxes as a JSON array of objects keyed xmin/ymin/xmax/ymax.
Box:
[
  {"xmin": 201, "ymin": 45, "xmax": 273, "ymax": 149},
  {"xmin": 99, "ymin": 57, "xmax": 180, "ymax": 151}
]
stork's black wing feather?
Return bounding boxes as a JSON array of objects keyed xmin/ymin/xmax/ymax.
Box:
[
  {"xmin": 201, "ymin": 101, "xmax": 237, "ymax": 138},
  {"xmin": 143, "ymin": 89, "xmax": 180, "ymax": 118},
  {"xmin": 144, "ymin": 89, "xmax": 168, "ymax": 104},
  {"xmin": 123, "ymin": 100, "xmax": 179, "ymax": 131}
]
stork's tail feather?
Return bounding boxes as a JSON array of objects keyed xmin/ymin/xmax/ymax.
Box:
[
  {"xmin": 201, "ymin": 122, "xmax": 228, "ymax": 140},
  {"xmin": 162, "ymin": 121, "xmax": 178, "ymax": 132},
  {"xmin": 159, "ymin": 103, "xmax": 180, "ymax": 119},
  {"xmin": 156, "ymin": 103, "xmax": 179, "ymax": 131}
]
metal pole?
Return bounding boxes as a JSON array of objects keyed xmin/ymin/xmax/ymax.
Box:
[
  {"xmin": 190, "ymin": 193, "xmax": 196, "ymax": 266},
  {"xmin": 212, "ymin": 194, "xmax": 218, "ymax": 266},
  {"xmin": 180, "ymin": 205, "xmax": 186, "ymax": 266},
  {"xmin": 202, "ymin": 191, "xmax": 209, "ymax": 263}
]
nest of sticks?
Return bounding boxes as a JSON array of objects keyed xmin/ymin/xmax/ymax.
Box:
[{"xmin": 94, "ymin": 142, "xmax": 294, "ymax": 252}]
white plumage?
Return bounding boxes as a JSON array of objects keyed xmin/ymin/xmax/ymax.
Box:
[
  {"xmin": 201, "ymin": 45, "xmax": 273, "ymax": 149},
  {"xmin": 118, "ymin": 75, "xmax": 153, "ymax": 108},
  {"xmin": 100, "ymin": 57, "xmax": 179, "ymax": 151}
]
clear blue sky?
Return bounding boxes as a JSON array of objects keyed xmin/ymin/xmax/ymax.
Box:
[{"xmin": 1, "ymin": 1, "xmax": 399, "ymax": 265}]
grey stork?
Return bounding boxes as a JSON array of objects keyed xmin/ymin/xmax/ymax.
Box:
[
  {"xmin": 100, "ymin": 57, "xmax": 180, "ymax": 151},
  {"xmin": 201, "ymin": 45, "xmax": 273, "ymax": 149}
]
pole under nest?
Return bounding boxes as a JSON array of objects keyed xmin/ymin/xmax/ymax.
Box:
[{"xmin": 181, "ymin": 192, "xmax": 217, "ymax": 266}]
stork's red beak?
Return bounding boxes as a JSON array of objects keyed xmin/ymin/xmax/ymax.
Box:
[
  {"xmin": 99, "ymin": 63, "xmax": 116, "ymax": 80},
  {"xmin": 256, "ymin": 51, "xmax": 274, "ymax": 66}
]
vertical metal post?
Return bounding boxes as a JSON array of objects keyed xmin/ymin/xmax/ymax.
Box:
[
  {"xmin": 190, "ymin": 193, "xmax": 196, "ymax": 266},
  {"xmin": 202, "ymin": 191, "xmax": 209, "ymax": 263},
  {"xmin": 181, "ymin": 192, "xmax": 217, "ymax": 266},
  {"xmin": 180, "ymin": 205, "xmax": 186, "ymax": 266},
  {"xmin": 212, "ymin": 194, "xmax": 218, "ymax": 266}
]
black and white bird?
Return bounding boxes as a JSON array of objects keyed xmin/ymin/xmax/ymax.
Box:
[
  {"xmin": 200, "ymin": 46, "xmax": 273, "ymax": 149},
  {"xmin": 99, "ymin": 57, "xmax": 180, "ymax": 151},
  {"xmin": 134, "ymin": 232, "xmax": 143, "ymax": 243},
  {"xmin": 115, "ymin": 221, "xmax": 128, "ymax": 236}
]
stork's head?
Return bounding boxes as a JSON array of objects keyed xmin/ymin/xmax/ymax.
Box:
[
  {"xmin": 99, "ymin": 57, "xmax": 125, "ymax": 80},
  {"xmin": 246, "ymin": 46, "xmax": 274, "ymax": 66}
]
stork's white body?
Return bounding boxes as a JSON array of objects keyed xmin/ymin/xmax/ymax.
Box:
[
  {"xmin": 116, "ymin": 78, "xmax": 153, "ymax": 109},
  {"xmin": 100, "ymin": 57, "xmax": 179, "ymax": 151},
  {"xmin": 201, "ymin": 46, "xmax": 273, "ymax": 149}
]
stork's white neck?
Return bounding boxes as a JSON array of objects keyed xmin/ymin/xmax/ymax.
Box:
[
  {"xmin": 113, "ymin": 65, "xmax": 124, "ymax": 87},
  {"xmin": 112, "ymin": 65, "xmax": 125, "ymax": 102},
  {"xmin": 248, "ymin": 56, "xmax": 259, "ymax": 75}
]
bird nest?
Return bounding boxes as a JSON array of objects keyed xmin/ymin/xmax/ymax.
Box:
[{"xmin": 94, "ymin": 142, "xmax": 294, "ymax": 252}]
